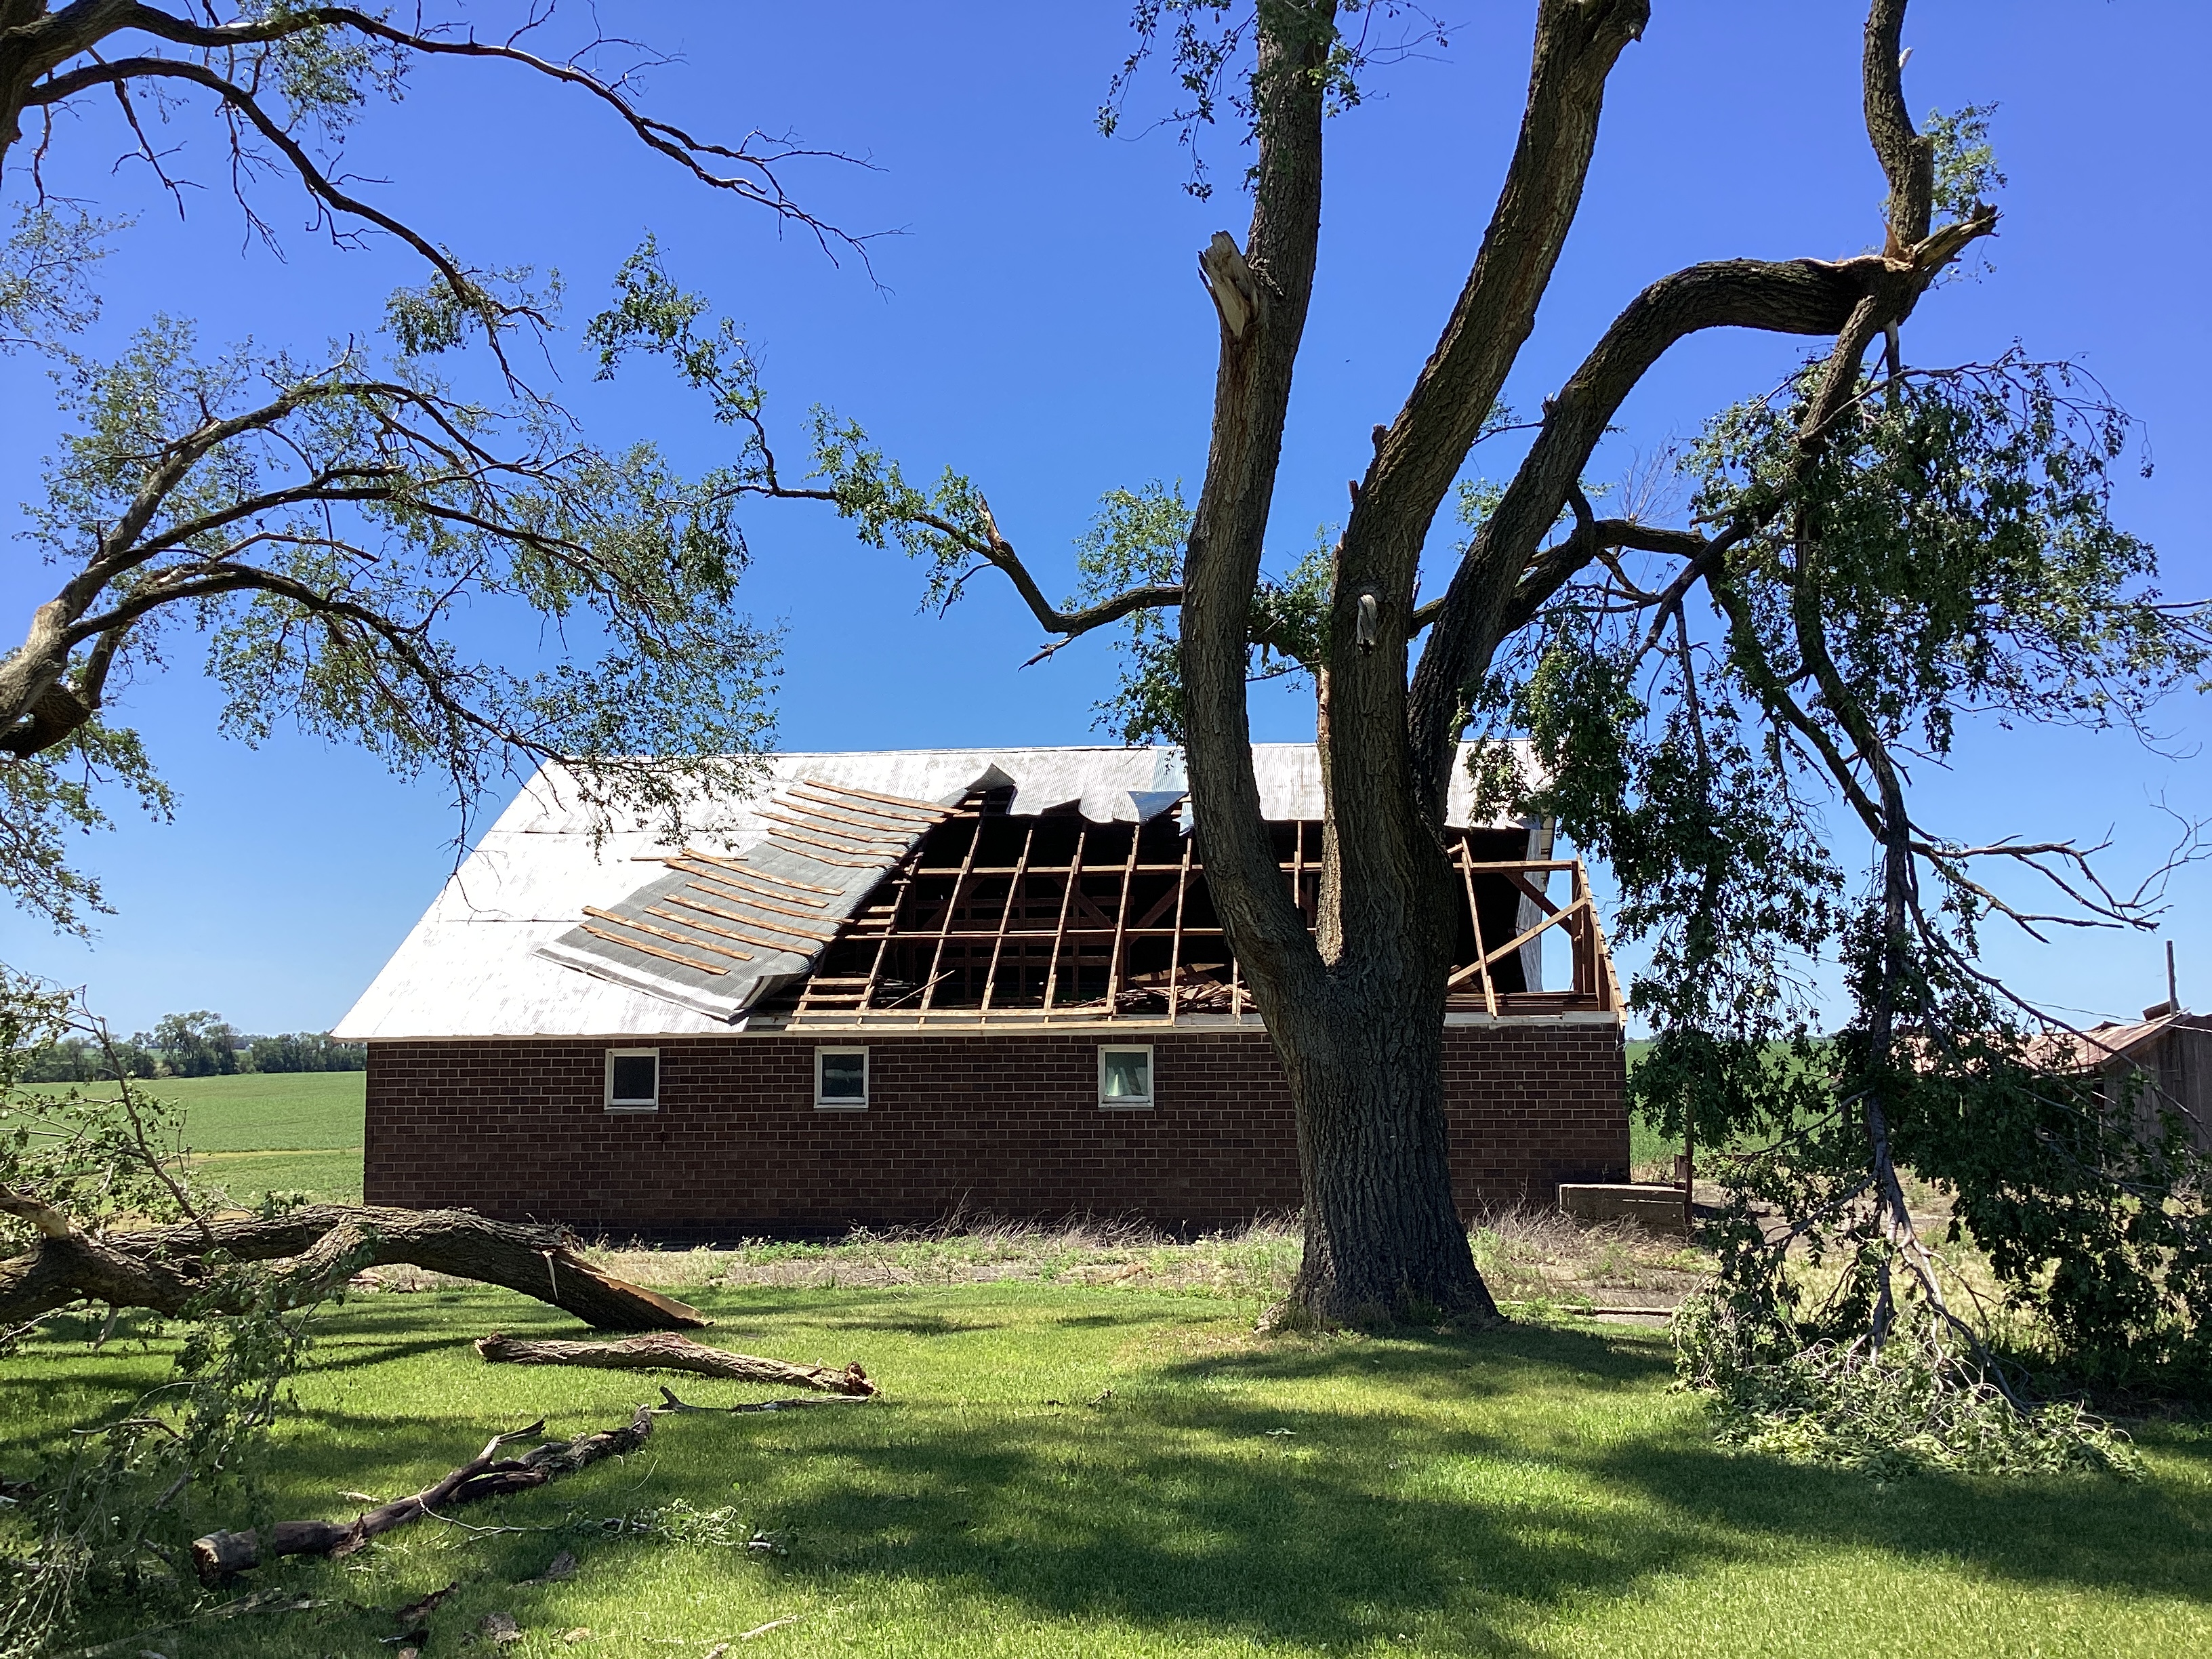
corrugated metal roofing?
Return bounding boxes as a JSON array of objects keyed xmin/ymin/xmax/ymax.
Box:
[
  {"xmin": 333, "ymin": 743, "xmax": 1542, "ymax": 1040},
  {"xmin": 2029, "ymin": 1008, "xmax": 2209, "ymax": 1069}
]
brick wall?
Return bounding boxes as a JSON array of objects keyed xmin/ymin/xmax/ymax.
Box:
[{"xmin": 363, "ymin": 1023, "xmax": 1628, "ymax": 1238}]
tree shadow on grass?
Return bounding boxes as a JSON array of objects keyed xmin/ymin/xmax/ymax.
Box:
[
  {"xmin": 32, "ymin": 1298, "xmax": 2212, "ymax": 1657},
  {"xmin": 670, "ymin": 1319, "xmax": 2209, "ymax": 1653}
]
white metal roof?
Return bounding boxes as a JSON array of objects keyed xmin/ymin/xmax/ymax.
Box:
[{"xmin": 333, "ymin": 743, "xmax": 1542, "ymax": 1040}]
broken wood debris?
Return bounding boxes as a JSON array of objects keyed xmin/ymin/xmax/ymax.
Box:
[
  {"xmin": 655, "ymin": 1385, "xmax": 874, "ymax": 1415},
  {"xmin": 190, "ymin": 1404, "xmax": 659, "ymax": 1582},
  {"xmin": 474, "ymin": 1332, "xmax": 874, "ymax": 1395}
]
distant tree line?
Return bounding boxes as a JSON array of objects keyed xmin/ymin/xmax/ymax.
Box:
[{"xmin": 16, "ymin": 1011, "xmax": 363, "ymax": 1082}]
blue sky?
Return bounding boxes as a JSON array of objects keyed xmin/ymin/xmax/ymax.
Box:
[{"xmin": 1, "ymin": 1, "xmax": 2204, "ymax": 1035}]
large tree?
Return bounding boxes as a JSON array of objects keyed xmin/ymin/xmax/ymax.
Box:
[
  {"xmin": 603, "ymin": 0, "xmax": 2205, "ymax": 1332},
  {"xmin": 0, "ymin": 2, "xmax": 853, "ymax": 926}
]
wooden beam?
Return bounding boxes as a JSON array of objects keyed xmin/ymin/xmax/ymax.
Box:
[
  {"xmin": 642, "ymin": 905, "xmax": 810, "ymax": 957},
  {"xmin": 918, "ymin": 818, "xmax": 985, "ymax": 1012},
  {"xmin": 677, "ymin": 871, "xmax": 834, "ymax": 922},
  {"xmin": 754, "ymin": 805, "xmax": 910, "ymax": 849},
  {"xmin": 790, "ymin": 783, "xmax": 945, "ymax": 828},
  {"xmin": 796, "ymin": 787, "xmax": 951, "ymax": 827},
  {"xmin": 1448, "ymin": 897, "xmax": 1591, "ymax": 985},
  {"xmin": 855, "ymin": 856, "xmax": 921, "ymax": 1013},
  {"xmin": 651, "ymin": 895, "xmax": 834, "ymax": 945},
  {"xmin": 1456, "ymin": 838, "xmax": 1498, "ymax": 1019},
  {"xmin": 979, "ymin": 818, "xmax": 1037, "ymax": 1013},
  {"xmin": 579, "ymin": 923, "xmax": 731, "ymax": 975},
  {"xmin": 680, "ymin": 848, "xmax": 841, "ymax": 897},
  {"xmin": 1103, "ymin": 825, "xmax": 1144, "ymax": 1016},
  {"xmin": 1042, "ymin": 825, "xmax": 1086, "ymax": 1015},
  {"xmin": 583, "ymin": 907, "xmax": 755, "ymax": 960},
  {"xmin": 768, "ymin": 827, "xmax": 895, "ymax": 867},
  {"xmin": 1502, "ymin": 869, "xmax": 1561, "ymax": 918},
  {"xmin": 1168, "ymin": 832, "xmax": 1192, "ymax": 1025}
]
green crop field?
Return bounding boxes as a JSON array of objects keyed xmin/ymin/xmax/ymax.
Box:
[
  {"xmin": 24, "ymin": 1071, "xmax": 365, "ymax": 1206},
  {"xmin": 10, "ymin": 1284, "xmax": 2208, "ymax": 1659}
]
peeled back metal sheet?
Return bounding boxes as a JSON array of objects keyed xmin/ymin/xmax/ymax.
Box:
[{"xmin": 533, "ymin": 777, "xmax": 958, "ymax": 1022}]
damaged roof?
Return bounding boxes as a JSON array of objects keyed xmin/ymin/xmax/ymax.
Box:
[{"xmin": 333, "ymin": 743, "xmax": 1544, "ymax": 1040}]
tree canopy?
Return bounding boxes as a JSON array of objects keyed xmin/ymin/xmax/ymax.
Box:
[{"xmin": 0, "ymin": 3, "xmax": 863, "ymax": 928}]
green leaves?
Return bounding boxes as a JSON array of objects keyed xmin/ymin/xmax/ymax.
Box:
[
  {"xmin": 0, "ymin": 717, "xmax": 173, "ymax": 935},
  {"xmin": 5, "ymin": 307, "xmax": 782, "ymax": 928},
  {"xmin": 0, "ymin": 205, "xmax": 119, "ymax": 354},
  {"xmin": 1693, "ymin": 352, "xmax": 2196, "ymax": 758},
  {"xmin": 1925, "ymin": 102, "xmax": 2007, "ymax": 224},
  {"xmin": 1492, "ymin": 346, "xmax": 2209, "ymax": 1398}
]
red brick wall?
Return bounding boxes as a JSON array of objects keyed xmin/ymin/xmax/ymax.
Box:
[{"xmin": 363, "ymin": 1024, "xmax": 1627, "ymax": 1237}]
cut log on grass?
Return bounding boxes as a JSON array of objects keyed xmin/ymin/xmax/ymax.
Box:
[
  {"xmin": 190, "ymin": 1403, "xmax": 658, "ymax": 1583},
  {"xmin": 0, "ymin": 1204, "xmax": 705, "ymax": 1332},
  {"xmin": 475, "ymin": 1332, "xmax": 873, "ymax": 1395}
]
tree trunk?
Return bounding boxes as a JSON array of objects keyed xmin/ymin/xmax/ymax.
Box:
[{"xmin": 1276, "ymin": 979, "xmax": 1500, "ymax": 1325}]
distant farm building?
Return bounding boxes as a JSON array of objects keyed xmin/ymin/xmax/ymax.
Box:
[
  {"xmin": 335, "ymin": 746, "xmax": 1630, "ymax": 1237},
  {"xmin": 2036, "ymin": 1003, "xmax": 2211, "ymax": 1155}
]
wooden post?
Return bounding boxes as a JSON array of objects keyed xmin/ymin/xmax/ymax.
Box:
[
  {"xmin": 978, "ymin": 819, "xmax": 1036, "ymax": 1013},
  {"xmin": 1456, "ymin": 838, "xmax": 1497, "ymax": 1018},
  {"xmin": 1042, "ymin": 827, "xmax": 1086, "ymax": 1015},
  {"xmin": 1103, "ymin": 823, "xmax": 1144, "ymax": 1016},
  {"xmin": 918, "ymin": 814, "xmax": 984, "ymax": 1013},
  {"xmin": 1682, "ymin": 1109, "xmax": 1696, "ymax": 1233},
  {"xmin": 1168, "ymin": 833, "xmax": 1193, "ymax": 1023}
]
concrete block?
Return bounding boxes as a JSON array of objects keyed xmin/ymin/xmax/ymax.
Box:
[{"xmin": 1557, "ymin": 1182, "xmax": 1689, "ymax": 1236}]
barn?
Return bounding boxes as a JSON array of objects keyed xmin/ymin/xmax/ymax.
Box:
[
  {"xmin": 333, "ymin": 745, "xmax": 1631, "ymax": 1237},
  {"xmin": 2036, "ymin": 1000, "xmax": 2211, "ymax": 1155}
]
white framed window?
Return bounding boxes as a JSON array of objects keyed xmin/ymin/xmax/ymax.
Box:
[
  {"xmin": 1099, "ymin": 1044, "xmax": 1154, "ymax": 1109},
  {"xmin": 815, "ymin": 1046, "xmax": 869, "ymax": 1109},
  {"xmin": 605, "ymin": 1048, "xmax": 660, "ymax": 1112}
]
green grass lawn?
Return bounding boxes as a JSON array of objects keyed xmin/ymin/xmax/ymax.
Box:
[
  {"xmin": 22, "ymin": 1071, "xmax": 365, "ymax": 1206},
  {"xmin": 10, "ymin": 1282, "xmax": 2207, "ymax": 1658}
]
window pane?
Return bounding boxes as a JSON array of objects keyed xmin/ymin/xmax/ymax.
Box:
[
  {"xmin": 611, "ymin": 1054, "xmax": 657, "ymax": 1103},
  {"xmin": 820, "ymin": 1052, "xmax": 867, "ymax": 1100},
  {"xmin": 1101, "ymin": 1049, "xmax": 1150, "ymax": 1101}
]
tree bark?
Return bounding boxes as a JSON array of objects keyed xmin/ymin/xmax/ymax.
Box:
[
  {"xmin": 0, "ymin": 1204, "xmax": 708, "ymax": 1331},
  {"xmin": 1276, "ymin": 981, "xmax": 1500, "ymax": 1324},
  {"xmin": 474, "ymin": 1332, "xmax": 872, "ymax": 1394}
]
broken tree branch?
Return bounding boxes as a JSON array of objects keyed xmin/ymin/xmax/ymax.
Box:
[
  {"xmin": 0, "ymin": 1206, "xmax": 707, "ymax": 1332},
  {"xmin": 189, "ymin": 1404, "xmax": 657, "ymax": 1582},
  {"xmin": 474, "ymin": 1332, "xmax": 873, "ymax": 1395},
  {"xmin": 655, "ymin": 1385, "xmax": 874, "ymax": 1416}
]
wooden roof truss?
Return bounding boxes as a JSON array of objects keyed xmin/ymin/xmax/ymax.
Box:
[{"xmin": 780, "ymin": 794, "xmax": 1620, "ymax": 1028}]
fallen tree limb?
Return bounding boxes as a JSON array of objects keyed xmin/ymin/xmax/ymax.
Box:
[
  {"xmin": 655, "ymin": 1385, "xmax": 874, "ymax": 1415},
  {"xmin": 0, "ymin": 1204, "xmax": 706, "ymax": 1332},
  {"xmin": 189, "ymin": 1404, "xmax": 658, "ymax": 1583},
  {"xmin": 475, "ymin": 1332, "xmax": 873, "ymax": 1395}
]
